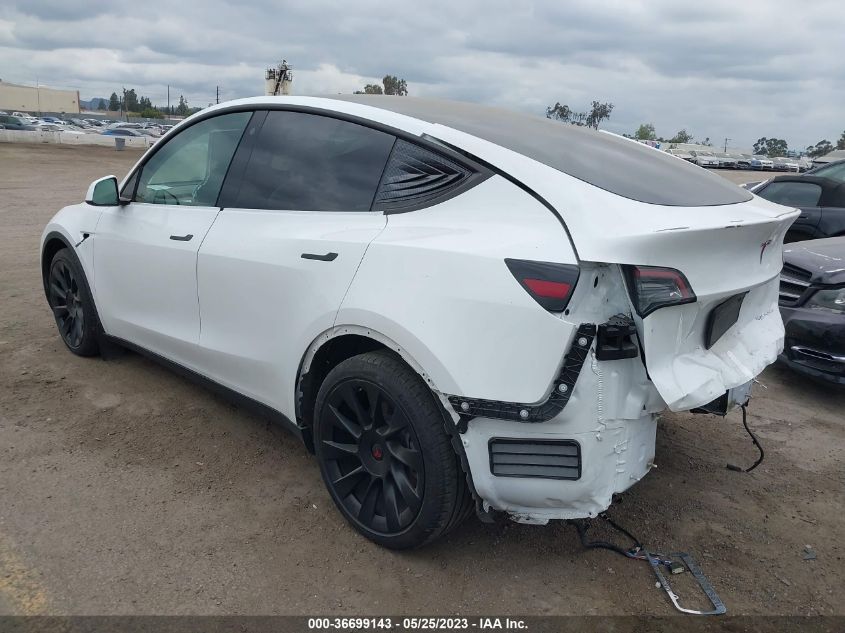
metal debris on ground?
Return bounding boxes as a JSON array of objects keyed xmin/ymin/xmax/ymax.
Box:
[
  {"xmin": 572, "ymin": 513, "xmax": 727, "ymax": 615},
  {"xmin": 647, "ymin": 551, "xmax": 727, "ymax": 615}
]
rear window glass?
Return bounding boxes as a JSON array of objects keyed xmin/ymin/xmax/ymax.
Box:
[
  {"xmin": 328, "ymin": 95, "xmax": 754, "ymax": 207},
  {"xmin": 757, "ymin": 182, "xmax": 822, "ymax": 207},
  {"xmin": 810, "ymin": 162, "xmax": 845, "ymax": 182}
]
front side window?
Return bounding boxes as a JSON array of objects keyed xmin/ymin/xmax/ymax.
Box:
[
  {"xmin": 758, "ymin": 182, "xmax": 822, "ymax": 207},
  {"xmin": 134, "ymin": 111, "xmax": 251, "ymax": 206},
  {"xmin": 233, "ymin": 111, "xmax": 395, "ymax": 211}
]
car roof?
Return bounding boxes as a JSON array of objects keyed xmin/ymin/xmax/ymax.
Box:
[{"xmin": 320, "ymin": 95, "xmax": 750, "ymax": 206}]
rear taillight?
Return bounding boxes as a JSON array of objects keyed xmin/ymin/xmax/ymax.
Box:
[
  {"xmin": 505, "ymin": 258, "xmax": 580, "ymax": 312},
  {"xmin": 623, "ymin": 265, "xmax": 696, "ymax": 317}
]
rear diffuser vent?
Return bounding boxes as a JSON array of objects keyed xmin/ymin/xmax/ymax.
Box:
[
  {"xmin": 489, "ymin": 439, "xmax": 581, "ymax": 480},
  {"xmin": 373, "ymin": 139, "xmax": 473, "ymax": 212}
]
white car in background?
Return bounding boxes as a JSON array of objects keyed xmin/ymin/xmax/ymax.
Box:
[
  {"xmin": 690, "ymin": 150, "xmax": 720, "ymax": 167},
  {"xmin": 40, "ymin": 96, "xmax": 796, "ymax": 548},
  {"xmin": 751, "ymin": 155, "xmax": 774, "ymax": 170},
  {"xmin": 665, "ymin": 148, "xmax": 694, "ymax": 162}
]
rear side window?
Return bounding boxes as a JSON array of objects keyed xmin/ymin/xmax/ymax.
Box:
[
  {"xmin": 233, "ymin": 111, "xmax": 395, "ymax": 211},
  {"xmin": 758, "ymin": 182, "xmax": 822, "ymax": 207},
  {"xmin": 373, "ymin": 139, "xmax": 478, "ymax": 212}
]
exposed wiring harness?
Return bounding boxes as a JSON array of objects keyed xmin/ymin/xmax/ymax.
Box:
[
  {"xmin": 571, "ymin": 513, "xmax": 681, "ymax": 572},
  {"xmin": 726, "ymin": 404, "xmax": 764, "ymax": 472}
]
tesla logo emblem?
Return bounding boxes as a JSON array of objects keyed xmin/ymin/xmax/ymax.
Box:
[{"xmin": 759, "ymin": 239, "xmax": 773, "ymax": 263}]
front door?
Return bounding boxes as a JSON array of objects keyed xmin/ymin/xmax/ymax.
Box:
[{"xmin": 93, "ymin": 111, "xmax": 252, "ymax": 366}]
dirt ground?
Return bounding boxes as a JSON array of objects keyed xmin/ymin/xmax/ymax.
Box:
[{"xmin": 0, "ymin": 143, "xmax": 843, "ymax": 616}]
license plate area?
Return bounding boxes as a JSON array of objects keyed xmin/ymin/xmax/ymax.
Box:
[
  {"xmin": 690, "ymin": 379, "xmax": 753, "ymax": 415},
  {"xmin": 705, "ymin": 292, "xmax": 748, "ymax": 349}
]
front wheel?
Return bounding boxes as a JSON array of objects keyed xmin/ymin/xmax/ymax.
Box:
[
  {"xmin": 47, "ymin": 248, "xmax": 100, "ymax": 356},
  {"xmin": 314, "ymin": 351, "xmax": 470, "ymax": 549}
]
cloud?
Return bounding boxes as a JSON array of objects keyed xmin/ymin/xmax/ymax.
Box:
[{"xmin": 1, "ymin": 0, "xmax": 843, "ymax": 148}]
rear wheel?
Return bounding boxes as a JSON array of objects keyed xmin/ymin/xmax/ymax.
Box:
[
  {"xmin": 47, "ymin": 248, "xmax": 100, "ymax": 356},
  {"xmin": 314, "ymin": 351, "xmax": 470, "ymax": 549}
]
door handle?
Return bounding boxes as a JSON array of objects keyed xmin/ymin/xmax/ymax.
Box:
[
  {"xmin": 301, "ymin": 252, "xmax": 338, "ymax": 261},
  {"xmin": 169, "ymin": 234, "xmax": 194, "ymax": 241}
]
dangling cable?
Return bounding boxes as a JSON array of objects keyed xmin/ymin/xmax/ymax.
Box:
[{"xmin": 726, "ymin": 404, "xmax": 764, "ymax": 472}]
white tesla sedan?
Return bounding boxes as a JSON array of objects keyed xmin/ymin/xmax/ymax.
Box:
[{"xmin": 41, "ymin": 96, "xmax": 797, "ymax": 548}]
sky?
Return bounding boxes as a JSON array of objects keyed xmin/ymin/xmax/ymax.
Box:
[{"xmin": 1, "ymin": 0, "xmax": 843, "ymax": 150}]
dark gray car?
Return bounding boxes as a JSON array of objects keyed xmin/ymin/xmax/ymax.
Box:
[
  {"xmin": 0, "ymin": 114, "xmax": 37, "ymax": 131},
  {"xmin": 778, "ymin": 237, "xmax": 845, "ymax": 384}
]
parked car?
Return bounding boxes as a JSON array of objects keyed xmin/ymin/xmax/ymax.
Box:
[
  {"xmin": 750, "ymin": 155, "xmax": 774, "ymax": 170},
  {"xmin": 664, "ymin": 148, "xmax": 693, "ymax": 161},
  {"xmin": 714, "ymin": 152, "xmax": 738, "ymax": 169},
  {"xmin": 100, "ymin": 128, "xmax": 144, "ymax": 137},
  {"xmin": 753, "ymin": 174, "xmax": 845, "ymax": 242},
  {"xmin": 772, "ymin": 157, "xmax": 800, "ymax": 172},
  {"xmin": 40, "ymin": 116, "xmax": 64, "ymax": 124},
  {"xmin": 41, "ymin": 96, "xmax": 796, "ymax": 548},
  {"xmin": 0, "ymin": 114, "xmax": 37, "ymax": 131},
  {"xmin": 777, "ymin": 237, "xmax": 845, "ymax": 385},
  {"xmin": 806, "ymin": 158, "xmax": 845, "ymax": 181},
  {"xmin": 690, "ymin": 150, "xmax": 720, "ymax": 167},
  {"xmin": 734, "ymin": 153, "xmax": 753, "ymax": 169}
]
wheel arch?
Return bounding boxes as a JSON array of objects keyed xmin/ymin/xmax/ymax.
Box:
[
  {"xmin": 41, "ymin": 231, "xmax": 74, "ymax": 297},
  {"xmin": 296, "ymin": 324, "xmax": 457, "ymax": 453}
]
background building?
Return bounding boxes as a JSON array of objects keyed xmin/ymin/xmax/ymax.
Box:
[{"xmin": 0, "ymin": 81, "xmax": 80, "ymax": 114}]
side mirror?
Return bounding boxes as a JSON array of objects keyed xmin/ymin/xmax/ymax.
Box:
[{"xmin": 85, "ymin": 176, "xmax": 120, "ymax": 206}]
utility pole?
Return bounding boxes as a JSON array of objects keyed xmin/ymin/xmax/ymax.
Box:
[
  {"xmin": 167, "ymin": 84, "xmax": 170, "ymax": 116},
  {"xmin": 216, "ymin": 86, "xmax": 219, "ymax": 105},
  {"xmin": 724, "ymin": 137, "xmax": 731, "ymax": 153}
]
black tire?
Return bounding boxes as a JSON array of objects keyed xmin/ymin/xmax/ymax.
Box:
[
  {"xmin": 314, "ymin": 350, "xmax": 471, "ymax": 549},
  {"xmin": 46, "ymin": 247, "xmax": 100, "ymax": 357}
]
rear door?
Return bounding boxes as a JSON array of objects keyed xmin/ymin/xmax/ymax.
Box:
[
  {"xmin": 93, "ymin": 111, "xmax": 251, "ymax": 366},
  {"xmin": 196, "ymin": 110, "xmax": 395, "ymax": 418}
]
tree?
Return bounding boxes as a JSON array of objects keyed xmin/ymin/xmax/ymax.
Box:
[
  {"xmin": 753, "ymin": 137, "xmax": 788, "ymax": 157},
  {"xmin": 108, "ymin": 92, "xmax": 120, "ymax": 111},
  {"xmin": 546, "ymin": 102, "xmax": 573, "ymax": 123},
  {"xmin": 766, "ymin": 138, "xmax": 788, "ymax": 157},
  {"xmin": 97, "ymin": 99, "xmax": 107, "ymax": 111},
  {"xmin": 139, "ymin": 108, "xmax": 163, "ymax": 119},
  {"xmin": 354, "ymin": 84, "xmax": 384, "ymax": 94},
  {"xmin": 634, "ymin": 123, "xmax": 656, "ymax": 141},
  {"xmin": 546, "ymin": 100, "xmax": 613, "ymax": 129},
  {"xmin": 175, "ymin": 95, "xmax": 189, "ymax": 116},
  {"xmin": 138, "ymin": 96, "xmax": 153, "ymax": 111},
  {"xmin": 123, "ymin": 89, "xmax": 138, "ymax": 112},
  {"xmin": 382, "ymin": 75, "xmax": 408, "ymax": 96},
  {"xmin": 585, "ymin": 101, "xmax": 614, "ymax": 129},
  {"xmin": 836, "ymin": 130, "xmax": 845, "ymax": 151},
  {"xmin": 806, "ymin": 140, "xmax": 833, "ymax": 158},
  {"xmin": 668, "ymin": 129, "xmax": 693, "ymax": 143}
]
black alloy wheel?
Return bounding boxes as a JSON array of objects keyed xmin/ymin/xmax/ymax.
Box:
[
  {"xmin": 313, "ymin": 351, "xmax": 472, "ymax": 549},
  {"xmin": 49, "ymin": 258, "xmax": 86, "ymax": 349},
  {"xmin": 47, "ymin": 248, "xmax": 100, "ymax": 356},
  {"xmin": 320, "ymin": 379, "xmax": 424, "ymax": 535}
]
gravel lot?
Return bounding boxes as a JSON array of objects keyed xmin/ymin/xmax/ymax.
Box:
[{"xmin": 0, "ymin": 143, "xmax": 843, "ymax": 616}]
